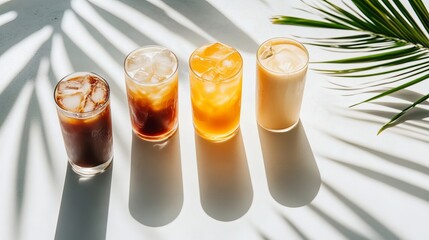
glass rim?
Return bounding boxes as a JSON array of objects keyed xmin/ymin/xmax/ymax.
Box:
[
  {"xmin": 54, "ymin": 71, "xmax": 111, "ymax": 119},
  {"xmin": 256, "ymin": 37, "xmax": 309, "ymax": 75},
  {"xmin": 189, "ymin": 42, "xmax": 243, "ymax": 83},
  {"xmin": 124, "ymin": 45, "xmax": 179, "ymax": 86}
]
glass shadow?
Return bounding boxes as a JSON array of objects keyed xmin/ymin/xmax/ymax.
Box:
[
  {"xmin": 258, "ymin": 121, "xmax": 321, "ymax": 207},
  {"xmin": 129, "ymin": 130, "xmax": 183, "ymax": 227},
  {"xmin": 195, "ymin": 129, "xmax": 253, "ymax": 221},
  {"xmin": 55, "ymin": 163, "xmax": 113, "ymax": 240}
]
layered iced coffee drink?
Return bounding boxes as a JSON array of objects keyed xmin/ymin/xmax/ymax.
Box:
[
  {"xmin": 256, "ymin": 38, "xmax": 309, "ymax": 131},
  {"xmin": 125, "ymin": 46, "xmax": 178, "ymax": 141},
  {"xmin": 189, "ymin": 42, "xmax": 243, "ymax": 142},
  {"xmin": 54, "ymin": 72, "xmax": 113, "ymax": 176}
]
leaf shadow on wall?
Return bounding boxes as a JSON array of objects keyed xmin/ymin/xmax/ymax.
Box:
[{"xmin": 158, "ymin": 0, "xmax": 258, "ymax": 53}]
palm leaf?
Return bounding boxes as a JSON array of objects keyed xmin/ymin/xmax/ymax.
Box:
[
  {"xmin": 378, "ymin": 93, "xmax": 429, "ymax": 135},
  {"xmin": 272, "ymin": 0, "xmax": 429, "ymax": 134}
]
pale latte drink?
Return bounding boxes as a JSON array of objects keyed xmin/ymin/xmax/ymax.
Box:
[{"xmin": 256, "ymin": 38, "xmax": 309, "ymax": 131}]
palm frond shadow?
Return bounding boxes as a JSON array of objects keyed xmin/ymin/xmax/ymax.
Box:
[
  {"xmin": 333, "ymin": 87, "xmax": 429, "ymax": 133},
  {"xmin": 257, "ymin": 0, "xmax": 270, "ymax": 8},
  {"xmin": 381, "ymin": 89, "xmax": 429, "ymax": 105},
  {"xmin": 325, "ymin": 132, "xmax": 429, "ymax": 176},
  {"xmin": 86, "ymin": 2, "xmax": 153, "ymax": 47},
  {"xmin": 159, "ymin": 0, "xmax": 258, "ymax": 53},
  {"xmin": 0, "ymin": 62, "xmax": 32, "ymax": 128},
  {"xmin": 323, "ymin": 156, "xmax": 429, "ymax": 202},
  {"xmin": 314, "ymin": 132, "xmax": 429, "ymax": 233},
  {"xmin": 278, "ymin": 213, "xmax": 310, "ymax": 240},
  {"xmin": 9, "ymin": 73, "xmax": 56, "ymax": 238},
  {"xmin": 322, "ymin": 182, "xmax": 400, "ymax": 240},
  {"xmin": 335, "ymin": 88, "xmax": 381, "ymax": 96},
  {"xmin": 253, "ymin": 228, "xmax": 270, "ymax": 240},
  {"xmin": 32, "ymin": 88, "xmax": 58, "ymax": 181},
  {"xmin": 104, "ymin": 0, "xmax": 209, "ymax": 46},
  {"xmin": 331, "ymin": 106, "xmax": 429, "ymax": 143},
  {"xmin": 14, "ymin": 93, "xmax": 32, "ymax": 238},
  {"xmin": 274, "ymin": 179, "xmax": 400, "ymax": 239},
  {"xmin": 73, "ymin": 14, "xmax": 124, "ymax": 67},
  {"xmin": 0, "ymin": 0, "xmax": 67, "ymax": 54},
  {"xmin": 326, "ymin": 78, "xmax": 414, "ymax": 94},
  {"xmin": 3, "ymin": 36, "xmax": 59, "ymax": 240},
  {"xmin": 308, "ymin": 204, "xmax": 371, "ymax": 240},
  {"xmin": 369, "ymin": 101, "xmax": 429, "ymax": 118}
]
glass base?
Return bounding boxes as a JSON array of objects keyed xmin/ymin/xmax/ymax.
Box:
[
  {"xmin": 69, "ymin": 157, "xmax": 113, "ymax": 176},
  {"xmin": 195, "ymin": 126, "xmax": 239, "ymax": 143},
  {"xmin": 257, "ymin": 119, "xmax": 299, "ymax": 133},
  {"xmin": 133, "ymin": 124, "xmax": 178, "ymax": 142}
]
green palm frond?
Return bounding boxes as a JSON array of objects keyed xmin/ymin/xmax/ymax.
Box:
[{"xmin": 272, "ymin": 0, "xmax": 429, "ymax": 134}]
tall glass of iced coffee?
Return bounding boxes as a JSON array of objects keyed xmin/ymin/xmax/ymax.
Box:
[
  {"xmin": 124, "ymin": 46, "xmax": 178, "ymax": 141},
  {"xmin": 256, "ymin": 38, "xmax": 309, "ymax": 131},
  {"xmin": 54, "ymin": 72, "xmax": 113, "ymax": 176}
]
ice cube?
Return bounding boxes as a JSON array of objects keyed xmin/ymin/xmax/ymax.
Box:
[
  {"xmin": 61, "ymin": 94, "xmax": 82, "ymax": 112},
  {"xmin": 213, "ymin": 95, "xmax": 230, "ymax": 106},
  {"xmin": 81, "ymin": 75, "xmax": 92, "ymax": 94},
  {"xmin": 91, "ymin": 86, "xmax": 106, "ymax": 103},
  {"xmin": 153, "ymin": 50, "xmax": 175, "ymax": 77},
  {"xmin": 266, "ymin": 59, "xmax": 284, "ymax": 72},
  {"xmin": 220, "ymin": 58, "xmax": 233, "ymax": 68},
  {"xmin": 200, "ymin": 68, "xmax": 219, "ymax": 81},
  {"xmin": 156, "ymin": 74, "xmax": 167, "ymax": 82},
  {"xmin": 216, "ymin": 55, "xmax": 240, "ymax": 77},
  {"xmin": 57, "ymin": 79, "xmax": 82, "ymax": 95},
  {"xmin": 83, "ymin": 99, "xmax": 96, "ymax": 112},
  {"xmin": 219, "ymin": 82, "xmax": 230, "ymax": 94},
  {"xmin": 133, "ymin": 68, "xmax": 152, "ymax": 83},
  {"xmin": 155, "ymin": 64, "xmax": 174, "ymax": 77},
  {"xmin": 203, "ymin": 42, "xmax": 232, "ymax": 60},
  {"xmin": 191, "ymin": 55, "xmax": 215, "ymax": 75},
  {"xmin": 204, "ymin": 82, "xmax": 216, "ymax": 93},
  {"xmin": 127, "ymin": 54, "xmax": 152, "ymax": 73},
  {"xmin": 154, "ymin": 50, "xmax": 174, "ymax": 64},
  {"xmin": 271, "ymin": 44, "xmax": 307, "ymax": 72},
  {"xmin": 150, "ymin": 75, "xmax": 163, "ymax": 83},
  {"xmin": 278, "ymin": 62, "xmax": 294, "ymax": 72}
]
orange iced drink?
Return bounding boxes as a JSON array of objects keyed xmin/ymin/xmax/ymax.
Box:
[{"xmin": 189, "ymin": 42, "xmax": 243, "ymax": 142}]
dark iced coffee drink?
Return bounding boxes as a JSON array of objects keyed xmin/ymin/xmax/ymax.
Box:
[
  {"xmin": 124, "ymin": 46, "xmax": 178, "ymax": 141},
  {"xmin": 54, "ymin": 72, "xmax": 113, "ymax": 176}
]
